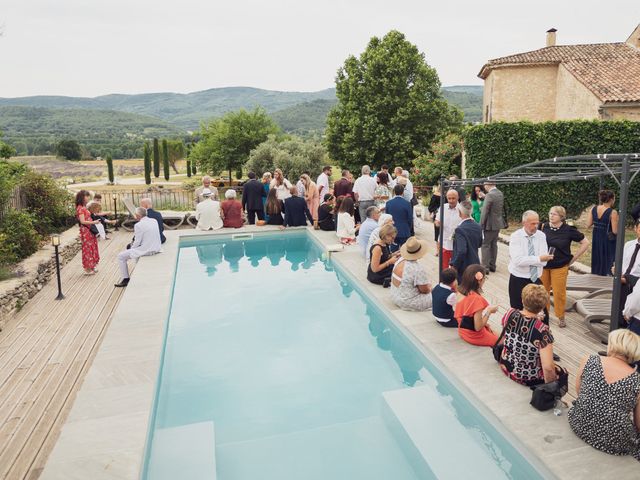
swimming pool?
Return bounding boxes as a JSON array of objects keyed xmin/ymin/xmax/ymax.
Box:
[{"xmin": 142, "ymin": 231, "xmax": 547, "ymax": 479}]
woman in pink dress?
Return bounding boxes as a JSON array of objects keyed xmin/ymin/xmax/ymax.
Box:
[
  {"xmin": 75, "ymin": 190, "xmax": 100, "ymax": 275},
  {"xmin": 302, "ymin": 174, "xmax": 319, "ymax": 220}
]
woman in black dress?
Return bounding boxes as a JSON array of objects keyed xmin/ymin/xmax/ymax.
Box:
[
  {"xmin": 427, "ymin": 185, "xmax": 442, "ymax": 255},
  {"xmin": 367, "ymin": 224, "xmax": 400, "ymax": 285},
  {"xmin": 317, "ymin": 194, "xmax": 336, "ymax": 231},
  {"xmin": 265, "ymin": 188, "xmax": 284, "ymax": 226}
]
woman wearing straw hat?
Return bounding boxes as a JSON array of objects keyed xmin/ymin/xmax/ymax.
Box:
[{"xmin": 390, "ymin": 236, "xmax": 433, "ymax": 311}]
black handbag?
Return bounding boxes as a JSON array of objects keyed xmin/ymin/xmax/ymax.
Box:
[{"xmin": 529, "ymin": 368, "xmax": 568, "ymax": 411}]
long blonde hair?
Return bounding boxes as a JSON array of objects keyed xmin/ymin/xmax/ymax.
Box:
[{"xmin": 274, "ymin": 168, "xmax": 284, "ymax": 186}]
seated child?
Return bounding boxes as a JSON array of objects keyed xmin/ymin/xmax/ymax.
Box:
[{"xmin": 431, "ymin": 268, "xmax": 458, "ymax": 327}]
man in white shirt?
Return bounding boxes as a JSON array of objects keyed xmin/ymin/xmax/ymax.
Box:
[
  {"xmin": 114, "ymin": 207, "xmax": 162, "ymax": 287},
  {"xmin": 194, "ymin": 176, "xmax": 219, "ymax": 206},
  {"xmin": 618, "ymin": 220, "xmax": 640, "ymax": 326},
  {"xmin": 353, "ymin": 165, "xmax": 378, "ymax": 222},
  {"xmin": 435, "ymin": 189, "xmax": 462, "ymax": 271},
  {"xmin": 402, "ymin": 170, "xmax": 414, "ymax": 203},
  {"xmin": 195, "ymin": 189, "xmax": 223, "ymax": 231},
  {"xmin": 316, "ymin": 166, "xmax": 332, "ymax": 199},
  {"xmin": 507, "ymin": 210, "xmax": 554, "ymax": 323}
]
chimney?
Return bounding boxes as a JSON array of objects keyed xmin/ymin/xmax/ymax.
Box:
[{"xmin": 546, "ymin": 28, "xmax": 557, "ymax": 47}]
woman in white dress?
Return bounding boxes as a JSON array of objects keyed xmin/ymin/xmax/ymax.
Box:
[
  {"xmin": 391, "ymin": 236, "xmax": 432, "ymax": 311},
  {"xmin": 270, "ymin": 168, "xmax": 292, "ymax": 201}
]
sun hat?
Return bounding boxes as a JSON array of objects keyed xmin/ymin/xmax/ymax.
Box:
[
  {"xmin": 202, "ymin": 188, "xmax": 212, "ymax": 197},
  {"xmin": 400, "ymin": 236, "xmax": 428, "ymax": 261}
]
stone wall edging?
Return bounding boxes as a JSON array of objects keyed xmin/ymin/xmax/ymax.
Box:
[{"xmin": 0, "ymin": 229, "xmax": 81, "ymax": 330}]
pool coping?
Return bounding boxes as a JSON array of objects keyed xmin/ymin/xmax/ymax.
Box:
[{"xmin": 40, "ymin": 226, "xmax": 638, "ymax": 479}]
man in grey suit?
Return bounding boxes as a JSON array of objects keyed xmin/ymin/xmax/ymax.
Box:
[{"xmin": 480, "ymin": 181, "xmax": 506, "ymax": 273}]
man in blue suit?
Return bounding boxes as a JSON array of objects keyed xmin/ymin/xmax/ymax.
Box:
[
  {"xmin": 450, "ymin": 200, "xmax": 483, "ymax": 281},
  {"xmin": 283, "ymin": 187, "xmax": 314, "ymax": 227},
  {"xmin": 384, "ymin": 184, "xmax": 413, "ymax": 248}
]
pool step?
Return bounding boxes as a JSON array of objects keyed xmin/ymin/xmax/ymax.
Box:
[
  {"xmin": 146, "ymin": 421, "xmax": 216, "ymax": 480},
  {"xmin": 382, "ymin": 387, "xmax": 510, "ymax": 480}
]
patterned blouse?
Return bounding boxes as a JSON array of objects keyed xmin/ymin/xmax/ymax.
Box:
[{"xmin": 497, "ymin": 308, "xmax": 554, "ymax": 386}]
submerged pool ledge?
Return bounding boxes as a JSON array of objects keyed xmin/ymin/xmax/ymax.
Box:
[{"xmin": 40, "ymin": 225, "xmax": 638, "ymax": 479}]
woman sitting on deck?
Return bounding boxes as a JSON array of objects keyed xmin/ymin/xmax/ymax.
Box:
[
  {"xmin": 265, "ymin": 188, "xmax": 284, "ymax": 226},
  {"xmin": 367, "ymin": 224, "xmax": 400, "ymax": 286},
  {"xmin": 497, "ymin": 284, "xmax": 563, "ymax": 386},
  {"xmin": 454, "ymin": 264, "xmax": 498, "ymax": 347},
  {"xmin": 221, "ymin": 189, "xmax": 244, "ymax": 228},
  {"xmin": 390, "ymin": 236, "xmax": 432, "ymax": 311},
  {"xmin": 568, "ymin": 329, "xmax": 640, "ymax": 461}
]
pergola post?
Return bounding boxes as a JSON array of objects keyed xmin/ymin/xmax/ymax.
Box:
[
  {"xmin": 610, "ymin": 154, "xmax": 630, "ymax": 332},
  {"xmin": 438, "ymin": 176, "xmax": 446, "ymax": 278}
]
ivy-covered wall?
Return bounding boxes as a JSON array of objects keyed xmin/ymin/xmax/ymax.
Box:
[{"xmin": 463, "ymin": 121, "xmax": 640, "ymax": 221}]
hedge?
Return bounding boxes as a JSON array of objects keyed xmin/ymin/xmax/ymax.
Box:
[{"xmin": 463, "ymin": 121, "xmax": 640, "ymax": 221}]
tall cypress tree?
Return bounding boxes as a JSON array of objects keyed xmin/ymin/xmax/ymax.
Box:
[
  {"xmin": 192, "ymin": 162, "xmax": 197, "ymax": 175},
  {"xmin": 143, "ymin": 142, "xmax": 152, "ymax": 185},
  {"xmin": 186, "ymin": 159, "xmax": 192, "ymax": 178},
  {"xmin": 152, "ymin": 138, "xmax": 160, "ymax": 177},
  {"xmin": 106, "ymin": 154, "xmax": 114, "ymax": 184},
  {"xmin": 162, "ymin": 139, "xmax": 170, "ymax": 181}
]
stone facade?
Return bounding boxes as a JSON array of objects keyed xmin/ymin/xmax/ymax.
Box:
[
  {"xmin": 554, "ymin": 64, "xmax": 601, "ymax": 120},
  {"xmin": 0, "ymin": 229, "xmax": 80, "ymax": 330}
]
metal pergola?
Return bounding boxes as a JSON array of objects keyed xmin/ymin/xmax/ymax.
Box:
[{"xmin": 438, "ymin": 153, "xmax": 640, "ymax": 333}]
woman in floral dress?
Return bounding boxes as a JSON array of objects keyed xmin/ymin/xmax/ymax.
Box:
[{"xmin": 75, "ymin": 190, "xmax": 100, "ymax": 275}]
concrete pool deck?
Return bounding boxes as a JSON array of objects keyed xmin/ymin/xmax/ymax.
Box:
[{"xmin": 39, "ymin": 224, "xmax": 638, "ymax": 479}]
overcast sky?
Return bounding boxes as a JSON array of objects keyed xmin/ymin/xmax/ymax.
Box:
[{"xmin": 1, "ymin": 0, "xmax": 639, "ymax": 98}]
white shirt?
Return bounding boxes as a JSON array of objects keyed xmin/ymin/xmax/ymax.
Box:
[
  {"xmin": 352, "ymin": 175, "xmax": 377, "ymax": 201},
  {"xmin": 130, "ymin": 216, "xmax": 162, "ymax": 259},
  {"xmin": 336, "ymin": 212, "xmax": 356, "ymax": 239},
  {"xmin": 296, "ymin": 179, "xmax": 306, "ymax": 197},
  {"xmin": 437, "ymin": 203, "xmax": 462, "ymax": 250},
  {"xmin": 195, "ymin": 199, "xmax": 223, "ymax": 231},
  {"xmin": 623, "ymin": 283, "xmax": 640, "ymax": 320},
  {"xmin": 622, "ymin": 239, "xmax": 640, "ymax": 277},
  {"xmin": 508, "ymin": 228, "xmax": 548, "ymax": 279},
  {"xmin": 270, "ymin": 178, "xmax": 292, "ymax": 200},
  {"xmin": 403, "ymin": 178, "xmax": 414, "ymax": 202},
  {"xmin": 317, "ymin": 172, "xmax": 330, "ymax": 197},
  {"xmin": 434, "ymin": 283, "xmax": 457, "ymax": 324}
]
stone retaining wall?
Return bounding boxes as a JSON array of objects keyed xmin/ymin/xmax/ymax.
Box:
[{"xmin": 0, "ymin": 228, "xmax": 80, "ymax": 330}]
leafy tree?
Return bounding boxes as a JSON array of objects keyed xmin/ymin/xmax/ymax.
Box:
[
  {"xmin": 245, "ymin": 135, "xmax": 327, "ymax": 181},
  {"xmin": 167, "ymin": 139, "xmax": 184, "ymax": 173},
  {"xmin": 106, "ymin": 154, "xmax": 114, "ymax": 184},
  {"xmin": 189, "ymin": 108, "xmax": 280, "ymax": 179},
  {"xmin": 186, "ymin": 159, "xmax": 192, "ymax": 178},
  {"xmin": 55, "ymin": 139, "xmax": 82, "ymax": 160},
  {"xmin": 152, "ymin": 138, "xmax": 160, "ymax": 177},
  {"xmin": 326, "ymin": 30, "xmax": 463, "ymax": 172},
  {"xmin": 162, "ymin": 139, "xmax": 170, "ymax": 181},
  {"xmin": 143, "ymin": 142, "xmax": 152, "ymax": 185}
]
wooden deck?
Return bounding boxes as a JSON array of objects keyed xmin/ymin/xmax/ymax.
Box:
[
  {"xmin": 0, "ymin": 221, "xmax": 613, "ymax": 479},
  {"xmin": 0, "ymin": 231, "xmax": 129, "ymax": 480}
]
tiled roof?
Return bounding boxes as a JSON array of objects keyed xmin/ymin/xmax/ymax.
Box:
[{"xmin": 478, "ymin": 43, "xmax": 640, "ymax": 103}]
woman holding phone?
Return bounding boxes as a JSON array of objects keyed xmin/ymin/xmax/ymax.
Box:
[{"xmin": 540, "ymin": 206, "xmax": 589, "ymax": 327}]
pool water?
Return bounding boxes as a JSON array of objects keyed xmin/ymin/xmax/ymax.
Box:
[{"xmin": 143, "ymin": 232, "xmax": 545, "ymax": 480}]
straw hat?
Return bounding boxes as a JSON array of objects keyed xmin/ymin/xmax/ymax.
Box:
[{"xmin": 400, "ymin": 236, "xmax": 428, "ymax": 261}]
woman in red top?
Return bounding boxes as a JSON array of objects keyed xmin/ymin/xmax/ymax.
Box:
[
  {"xmin": 221, "ymin": 189, "xmax": 244, "ymax": 228},
  {"xmin": 75, "ymin": 190, "xmax": 101, "ymax": 275},
  {"xmin": 454, "ymin": 264, "xmax": 499, "ymax": 347}
]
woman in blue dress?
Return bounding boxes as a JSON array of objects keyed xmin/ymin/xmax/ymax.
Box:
[
  {"xmin": 587, "ymin": 190, "xmax": 618, "ymax": 276},
  {"xmin": 262, "ymin": 172, "xmax": 272, "ymax": 221}
]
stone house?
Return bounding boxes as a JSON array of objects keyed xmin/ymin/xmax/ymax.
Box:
[{"xmin": 478, "ymin": 24, "xmax": 640, "ymax": 123}]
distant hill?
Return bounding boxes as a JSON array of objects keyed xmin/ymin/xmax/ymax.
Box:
[
  {"xmin": 0, "ymin": 85, "xmax": 483, "ymax": 156},
  {"xmin": 0, "ymin": 87, "xmax": 337, "ymax": 131},
  {"xmin": 0, "ymin": 106, "xmax": 185, "ymax": 158}
]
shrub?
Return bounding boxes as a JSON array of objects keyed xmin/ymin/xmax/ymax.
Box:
[
  {"xmin": 245, "ymin": 136, "xmax": 327, "ymax": 181},
  {"xmin": 412, "ymin": 133, "xmax": 463, "ymax": 186},
  {"xmin": 18, "ymin": 170, "xmax": 73, "ymax": 234},
  {"xmin": 0, "ymin": 211, "xmax": 40, "ymax": 261},
  {"xmin": 464, "ymin": 120, "xmax": 640, "ymax": 220}
]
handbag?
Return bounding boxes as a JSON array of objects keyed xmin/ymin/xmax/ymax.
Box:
[
  {"xmin": 492, "ymin": 308, "xmax": 516, "ymax": 362},
  {"xmin": 529, "ymin": 367, "xmax": 568, "ymax": 411}
]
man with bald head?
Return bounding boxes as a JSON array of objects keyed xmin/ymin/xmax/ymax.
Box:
[
  {"xmin": 508, "ymin": 210, "xmax": 554, "ymax": 323},
  {"xmin": 435, "ymin": 189, "xmax": 462, "ymax": 270},
  {"xmin": 140, "ymin": 198, "xmax": 165, "ymax": 244}
]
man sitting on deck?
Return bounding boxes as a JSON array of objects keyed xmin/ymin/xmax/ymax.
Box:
[
  {"xmin": 140, "ymin": 198, "xmax": 166, "ymax": 244},
  {"xmin": 114, "ymin": 207, "xmax": 162, "ymax": 287}
]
